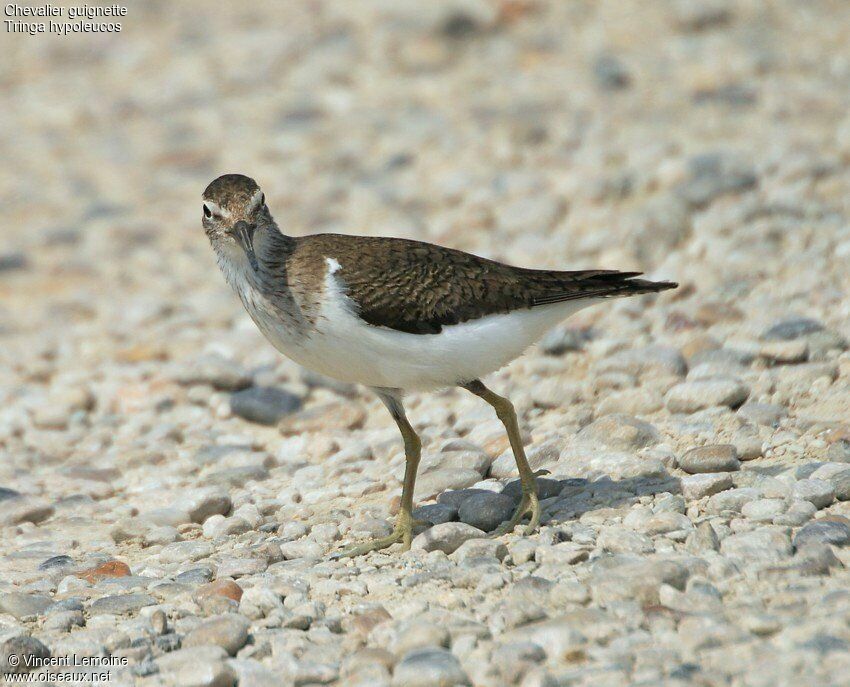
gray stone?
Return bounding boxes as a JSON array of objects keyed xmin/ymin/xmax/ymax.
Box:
[
  {"xmin": 707, "ymin": 487, "xmax": 761, "ymax": 514},
  {"xmin": 0, "ymin": 593, "xmax": 53, "ymax": 619},
  {"xmin": 681, "ymin": 473, "xmax": 734, "ymax": 500},
  {"xmin": 720, "ymin": 527, "xmax": 792, "ymax": 564},
  {"xmin": 391, "ymin": 647, "xmax": 470, "ymax": 687},
  {"xmin": 761, "ymin": 317, "xmax": 824, "ymax": 341},
  {"xmin": 741, "ymin": 498, "xmax": 787, "ymax": 522},
  {"xmin": 176, "ymin": 353, "xmax": 251, "ymax": 391},
  {"xmin": 593, "ymin": 54, "xmax": 631, "ymax": 90},
  {"xmin": 229, "ymin": 386, "xmax": 301, "ymax": 425},
  {"xmin": 412, "ymin": 503, "xmax": 457, "ymax": 525},
  {"xmin": 411, "ymin": 522, "xmax": 485, "ymax": 554},
  {"xmin": 590, "ymin": 558, "xmax": 690, "ymax": 605},
  {"xmin": 679, "ymin": 445, "xmax": 740, "ymax": 474},
  {"xmin": 828, "ymin": 440, "xmax": 850, "ymax": 463},
  {"xmin": 88, "ymin": 593, "xmax": 156, "ymax": 616},
  {"xmin": 674, "ymin": 152, "xmax": 756, "ymax": 208},
  {"xmin": 415, "ymin": 469, "xmax": 481, "ymax": 500},
  {"xmin": 597, "ymin": 527, "xmax": 654, "ymax": 554},
  {"xmin": 686, "ymin": 521, "xmax": 720, "ymax": 553},
  {"xmin": 792, "ymin": 479, "xmax": 835, "ymax": 509},
  {"xmin": 665, "ymin": 379, "xmax": 749, "ymax": 413},
  {"xmin": 575, "ymin": 414, "xmax": 660, "ymax": 451},
  {"xmin": 183, "ymin": 614, "xmax": 250, "ymax": 656},
  {"xmin": 0, "ymin": 497, "xmax": 54, "ymax": 526},
  {"xmin": 540, "ymin": 328, "xmax": 586, "ymax": 355},
  {"xmin": 737, "ymin": 402, "xmax": 787, "ymax": 427},
  {"xmin": 793, "ymin": 519, "xmax": 850, "ymax": 549},
  {"xmin": 391, "ymin": 620, "xmax": 451, "ymax": 657},
  {"xmin": 502, "ymin": 477, "xmax": 562, "ymax": 501},
  {"xmin": 457, "ymin": 492, "xmax": 515, "ymax": 532},
  {"xmin": 437, "ymin": 488, "xmax": 496, "ymax": 509},
  {"xmin": 0, "ymin": 636, "xmax": 50, "ymax": 675},
  {"xmin": 596, "ymin": 345, "xmax": 687, "ymax": 378},
  {"xmin": 175, "ymin": 661, "xmax": 237, "ymax": 687},
  {"xmin": 184, "ymin": 489, "xmax": 233, "ymax": 523}
]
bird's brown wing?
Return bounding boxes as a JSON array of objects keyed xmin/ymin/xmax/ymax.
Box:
[{"xmin": 294, "ymin": 234, "xmax": 676, "ymax": 335}]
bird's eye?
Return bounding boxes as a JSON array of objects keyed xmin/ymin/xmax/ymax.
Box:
[{"xmin": 203, "ymin": 204, "xmax": 212, "ymax": 218}]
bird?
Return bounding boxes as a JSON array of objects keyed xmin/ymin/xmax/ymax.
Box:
[{"xmin": 201, "ymin": 173, "xmax": 677, "ymax": 558}]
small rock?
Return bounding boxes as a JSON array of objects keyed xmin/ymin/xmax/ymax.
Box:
[
  {"xmin": 184, "ymin": 489, "xmax": 233, "ymax": 523},
  {"xmin": 686, "ymin": 521, "xmax": 720, "ymax": 552},
  {"xmin": 391, "ymin": 620, "xmax": 451, "ymax": 657},
  {"xmin": 412, "ymin": 503, "xmax": 457, "ymax": 525},
  {"xmin": 151, "ymin": 609, "xmax": 168, "ymax": 635},
  {"xmin": 176, "ymin": 353, "xmax": 251, "ymax": 391},
  {"xmin": 229, "ymin": 386, "xmax": 302, "ymax": 425},
  {"xmin": 737, "ymin": 402, "xmax": 787, "ymax": 427},
  {"xmin": 759, "ymin": 340, "xmax": 808, "ymax": 364},
  {"xmin": 88, "ymin": 593, "xmax": 156, "ymax": 616},
  {"xmin": 741, "ymin": 498, "xmax": 787, "ymax": 522},
  {"xmin": 183, "ymin": 614, "xmax": 250, "ymax": 656},
  {"xmin": 415, "ymin": 469, "xmax": 481, "ymax": 500},
  {"xmin": 792, "ymin": 479, "xmax": 835, "ymax": 509},
  {"xmin": 391, "ymin": 647, "xmax": 470, "ymax": 687},
  {"xmin": 280, "ymin": 403, "xmax": 366, "ymax": 435},
  {"xmin": 665, "ymin": 379, "xmax": 749, "ymax": 413},
  {"xmin": 411, "ymin": 522, "xmax": 485, "ymax": 554},
  {"xmin": 0, "ymin": 497, "xmax": 54, "ymax": 526},
  {"xmin": 0, "ymin": 593, "xmax": 53, "ymax": 619},
  {"xmin": 720, "ymin": 527, "xmax": 792, "ymax": 564},
  {"xmin": 0, "ymin": 636, "xmax": 50, "ymax": 675},
  {"xmin": 593, "ymin": 54, "xmax": 631, "ymax": 90},
  {"xmin": 575, "ymin": 414, "xmax": 660, "ymax": 451},
  {"xmin": 540, "ymin": 328, "xmax": 585, "ymax": 355},
  {"xmin": 195, "ymin": 580, "xmax": 244, "ymax": 604},
  {"xmin": 457, "ymin": 492, "xmax": 515, "ymax": 531},
  {"xmin": 793, "ymin": 519, "xmax": 850, "ymax": 549},
  {"xmin": 681, "ymin": 473, "xmax": 734, "ymax": 500},
  {"xmin": 761, "ymin": 317, "xmax": 824, "ymax": 341},
  {"xmin": 75, "ymin": 560, "xmax": 131, "ymax": 583},
  {"xmin": 707, "ymin": 487, "xmax": 761, "ymax": 514},
  {"xmin": 679, "ymin": 445, "xmax": 740, "ymax": 474}
]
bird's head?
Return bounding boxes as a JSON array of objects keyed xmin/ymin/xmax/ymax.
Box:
[{"xmin": 202, "ymin": 173, "xmax": 273, "ymax": 271}]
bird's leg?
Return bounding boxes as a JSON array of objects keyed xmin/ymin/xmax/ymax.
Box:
[
  {"xmin": 333, "ymin": 389, "xmax": 426, "ymax": 558},
  {"xmin": 462, "ymin": 380, "xmax": 541, "ymax": 536}
]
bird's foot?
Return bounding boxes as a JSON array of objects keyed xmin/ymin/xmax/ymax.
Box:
[
  {"xmin": 491, "ymin": 491, "xmax": 541, "ymax": 537},
  {"xmin": 331, "ymin": 514, "xmax": 429, "ymax": 559}
]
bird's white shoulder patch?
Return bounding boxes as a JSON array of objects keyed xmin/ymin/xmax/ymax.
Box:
[{"xmin": 326, "ymin": 257, "xmax": 341, "ymax": 274}]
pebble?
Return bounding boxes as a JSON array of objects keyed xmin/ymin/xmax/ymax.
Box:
[
  {"xmin": 411, "ymin": 522, "xmax": 486, "ymax": 554},
  {"xmin": 457, "ymin": 492, "xmax": 515, "ymax": 531},
  {"xmin": 792, "ymin": 480, "xmax": 835, "ymax": 509},
  {"xmin": 665, "ymin": 379, "xmax": 750, "ymax": 413},
  {"xmin": 0, "ymin": 592, "xmax": 53, "ymax": 619},
  {"xmin": 412, "ymin": 503, "xmax": 458, "ymax": 525},
  {"xmin": 183, "ymin": 614, "xmax": 250, "ymax": 656},
  {"xmin": 176, "ymin": 354, "xmax": 252, "ymax": 391},
  {"xmin": 681, "ymin": 473, "xmax": 734, "ymax": 499},
  {"xmin": 391, "ymin": 647, "xmax": 470, "ymax": 687},
  {"xmin": 0, "ymin": 636, "xmax": 50, "ymax": 675},
  {"xmin": 793, "ymin": 520, "xmax": 850, "ymax": 549},
  {"xmin": 575, "ymin": 414, "xmax": 660, "ymax": 451},
  {"xmin": 228, "ymin": 386, "xmax": 302, "ymax": 425},
  {"xmin": 720, "ymin": 528, "xmax": 793, "ymax": 564},
  {"xmin": 678, "ymin": 445, "xmax": 740, "ymax": 473},
  {"xmin": 88, "ymin": 593, "xmax": 157, "ymax": 616}
]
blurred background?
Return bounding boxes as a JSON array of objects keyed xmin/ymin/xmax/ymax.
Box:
[{"xmin": 2, "ymin": 0, "xmax": 850, "ymax": 355}]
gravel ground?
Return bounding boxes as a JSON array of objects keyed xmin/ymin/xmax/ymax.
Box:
[{"xmin": 3, "ymin": 1, "xmax": 850, "ymax": 685}]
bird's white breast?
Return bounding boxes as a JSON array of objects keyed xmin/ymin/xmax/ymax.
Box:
[{"xmin": 223, "ymin": 251, "xmax": 595, "ymax": 391}]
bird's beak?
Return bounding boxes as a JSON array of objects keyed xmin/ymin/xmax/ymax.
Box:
[{"xmin": 231, "ymin": 220, "xmax": 258, "ymax": 272}]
